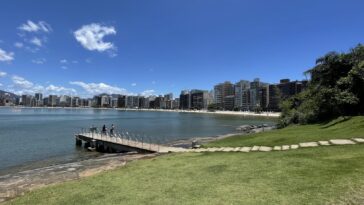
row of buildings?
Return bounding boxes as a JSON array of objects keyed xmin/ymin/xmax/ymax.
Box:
[
  {"xmin": 0, "ymin": 78, "xmax": 308, "ymax": 111},
  {"xmin": 213, "ymin": 78, "xmax": 307, "ymax": 111}
]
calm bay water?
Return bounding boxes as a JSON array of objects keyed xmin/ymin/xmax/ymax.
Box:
[{"xmin": 0, "ymin": 107, "xmax": 275, "ymax": 173}]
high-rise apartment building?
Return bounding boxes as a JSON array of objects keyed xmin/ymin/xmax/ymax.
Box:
[
  {"xmin": 234, "ymin": 80, "xmax": 250, "ymax": 110},
  {"xmin": 190, "ymin": 89, "xmax": 209, "ymax": 110},
  {"xmin": 179, "ymin": 90, "xmax": 191, "ymax": 110},
  {"xmin": 48, "ymin": 95, "xmax": 58, "ymax": 107},
  {"xmin": 214, "ymin": 81, "xmax": 234, "ymax": 110},
  {"xmin": 35, "ymin": 93, "xmax": 43, "ymax": 106}
]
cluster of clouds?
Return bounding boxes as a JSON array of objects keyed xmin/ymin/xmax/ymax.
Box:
[
  {"xmin": 70, "ymin": 81, "xmax": 129, "ymax": 95},
  {"xmin": 0, "ymin": 70, "xmax": 156, "ymax": 97},
  {"xmin": 8, "ymin": 75, "xmax": 76, "ymax": 96},
  {"xmin": 0, "ymin": 20, "xmax": 117, "ymax": 64},
  {"xmin": 16, "ymin": 20, "xmax": 52, "ymax": 53},
  {"xmin": 0, "ymin": 20, "xmax": 159, "ymax": 97},
  {"xmin": 0, "ymin": 48, "xmax": 14, "ymax": 62},
  {"xmin": 18, "ymin": 20, "xmax": 52, "ymax": 33}
]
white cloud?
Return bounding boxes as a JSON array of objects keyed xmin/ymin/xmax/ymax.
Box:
[
  {"xmin": 0, "ymin": 48, "xmax": 14, "ymax": 62},
  {"xmin": 61, "ymin": 66, "xmax": 68, "ymax": 70},
  {"xmin": 46, "ymin": 85, "xmax": 76, "ymax": 94},
  {"xmin": 17, "ymin": 21, "xmax": 51, "ymax": 52},
  {"xmin": 131, "ymin": 83, "xmax": 137, "ymax": 87},
  {"xmin": 140, "ymin": 89, "xmax": 156, "ymax": 97},
  {"xmin": 30, "ymin": 37, "xmax": 42, "ymax": 47},
  {"xmin": 12, "ymin": 75, "xmax": 34, "ymax": 89},
  {"xmin": 70, "ymin": 81, "xmax": 128, "ymax": 95},
  {"xmin": 0, "ymin": 83, "xmax": 3, "ymax": 87},
  {"xmin": 14, "ymin": 42, "xmax": 24, "ymax": 48},
  {"xmin": 24, "ymin": 46, "xmax": 40, "ymax": 53},
  {"xmin": 32, "ymin": 58, "xmax": 46, "ymax": 64},
  {"xmin": 18, "ymin": 20, "xmax": 52, "ymax": 33},
  {"xmin": 0, "ymin": 71, "xmax": 7, "ymax": 77},
  {"xmin": 9, "ymin": 75, "xmax": 76, "ymax": 95},
  {"xmin": 60, "ymin": 59, "xmax": 67, "ymax": 64},
  {"xmin": 74, "ymin": 23, "xmax": 116, "ymax": 52}
]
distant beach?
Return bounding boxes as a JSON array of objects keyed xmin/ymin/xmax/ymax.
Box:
[
  {"xmin": 3, "ymin": 106, "xmax": 281, "ymax": 117},
  {"xmin": 116, "ymin": 108, "xmax": 281, "ymax": 117}
]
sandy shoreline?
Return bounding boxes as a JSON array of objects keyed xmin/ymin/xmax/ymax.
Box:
[
  {"xmin": 1, "ymin": 106, "xmax": 280, "ymax": 117},
  {"xmin": 118, "ymin": 108, "xmax": 281, "ymax": 117}
]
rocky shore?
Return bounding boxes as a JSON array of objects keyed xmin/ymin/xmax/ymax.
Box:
[
  {"xmin": 168, "ymin": 124, "xmax": 276, "ymax": 148},
  {"xmin": 0, "ymin": 153, "xmax": 158, "ymax": 203}
]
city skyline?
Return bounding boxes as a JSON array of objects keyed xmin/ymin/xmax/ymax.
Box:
[
  {"xmin": 1, "ymin": 0, "xmax": 364, "ymax": 97},
  {"xmin": 2, "ymin": 77, "xmax": 306, "ymax": 113}
]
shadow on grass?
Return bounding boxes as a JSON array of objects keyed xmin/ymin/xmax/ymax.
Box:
[{"xmin": 320, "ymin": 116, "xmax": 352, "ymax": 129}]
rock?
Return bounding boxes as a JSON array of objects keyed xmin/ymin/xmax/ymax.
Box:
[
  {"xmin": 273, "ymin": 146, "xmax": 282, "ymax": 151},
  {"xmin": 352, "ymin": 138, "xmax": 364, "ymax": 143},
  {"xmin": 259, "ymin": 146, "xmax": 272, "ymax": 152},
  {"xmin": 239, "ymin": 147, "xmax": 251, "ymax": 152},
  {"xmin": 233, "ymin": 147, "xmax": 241, "ymax": 152},
  {"xmin": 251, "ymin": 146, "xmax": 260, "ymax": 151},
  {"xmin": 282, "ymin": 145, "xmax": 290, "ymax": 150},
  {"xmin": 299, "ymin": 142, "xmax": 318, "ymax": 148},
  {"xmin": 206, "ymin": 148, "xmax": 219, "ymax": 152},
  {"xmin": 318, "ymin": 141, "xmax": 330, "ymax": 146},
  {"xmin": 329, "ymin": 139, "xmax": 355, "ymax": 145},
  {"xmin": 222, "ymin": 148, "xmax": 235, "ymax": 152},
  {"xmin": 290, "ymin": 145, "xmax": 299, "ymax": 149}
]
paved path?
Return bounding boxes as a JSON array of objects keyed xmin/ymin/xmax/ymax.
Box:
[
  {"xmin": 78, "ymin": 133, "xmax": 364, "ymax": 154},
  {"xmin": 170, "ymin": 138, "xmax": 364, "ymax": 153}
]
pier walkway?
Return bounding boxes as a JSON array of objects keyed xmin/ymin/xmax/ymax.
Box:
[{"xmin": 75, "ymin": 131, "xmax": 186, "ymax": 153}]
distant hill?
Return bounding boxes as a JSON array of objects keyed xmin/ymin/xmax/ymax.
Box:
[{"xmin": 0, "ymin": 90, "xmax": 18, "ymax": 99}]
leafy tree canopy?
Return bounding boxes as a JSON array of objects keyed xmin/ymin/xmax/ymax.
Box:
[{"xmin": 279, "ymin": 44, "xmax": 364, "ymax": 127}]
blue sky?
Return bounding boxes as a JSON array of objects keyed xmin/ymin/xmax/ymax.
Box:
[{"xmin": 0, "ymin": 0, "xmax": 363, "ymax": 97}]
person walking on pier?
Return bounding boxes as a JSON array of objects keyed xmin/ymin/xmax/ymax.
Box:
[{"xmin": 110, "ymin": 124, "xmax": 115, "ymax": 137}]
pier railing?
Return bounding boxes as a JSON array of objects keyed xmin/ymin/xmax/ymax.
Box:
[{"xmin": 76, "ymin": 127, "xmax": 163, "ymax": 152}]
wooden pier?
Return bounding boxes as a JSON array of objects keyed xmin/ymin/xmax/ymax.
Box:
[{"xmin": 75, "ymin": 131, "xmax": 186, "ymax": 154}]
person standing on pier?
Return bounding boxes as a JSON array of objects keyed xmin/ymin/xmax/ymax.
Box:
[
  {"xmin": 102, "ymin": 124, "xmax": 107, "ymax": 136},
  {"xmin": 110, "ymin": 124, "xmax": 115, "ymax": 137}
]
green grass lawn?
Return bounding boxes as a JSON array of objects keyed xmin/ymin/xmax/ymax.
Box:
[
  {"xmin": 6, "ymin": 116, "xmax": 364, "ymax": 205},
  {"xmin": 6, "ymin": 145, "xmax": 364, "ymax": 205},
  {"xmin": 206, "ymin": 116, "xmax": 364, "ymax": 147}
]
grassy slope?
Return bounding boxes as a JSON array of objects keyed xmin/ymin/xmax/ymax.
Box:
[
  {"xmin": 6, "ymin": 116, "xmax": 364, "ymax": 205},
  {"xmin": 206, "ymin": 116, "xmax": 364, "ymax": 147},
  {"xmin": 6, "ymin": 145, "xmax": 364, "ymax": 205}
]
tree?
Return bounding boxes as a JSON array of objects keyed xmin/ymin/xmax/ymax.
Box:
[
  {"xmin": 280, "ymin": 44, "xmax": 364, "ymax": 126},
  {"xmin": 208, "ymin": 103, "xmax": 218, "ymax": 111}
]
